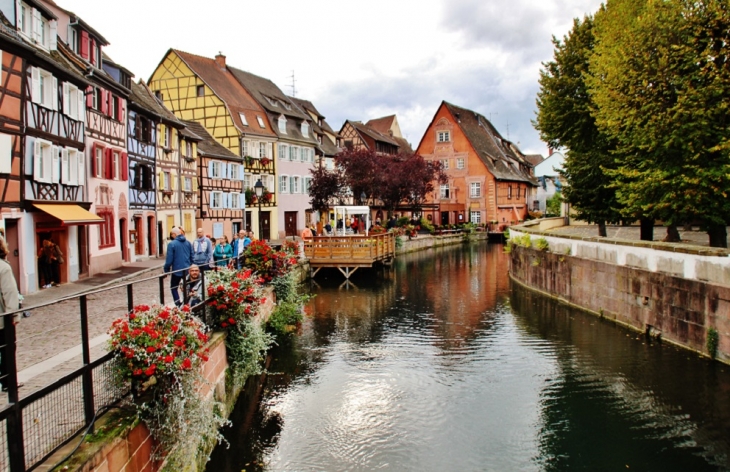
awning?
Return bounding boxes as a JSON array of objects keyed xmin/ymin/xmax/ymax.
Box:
[{"xmin": 33, "ymin": 204, "xmax": 103, "ymax": 225}]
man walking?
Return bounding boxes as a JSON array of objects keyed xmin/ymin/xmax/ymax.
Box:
[
  {"xmin": 192, "ymin": 228, "xmax": 213, "ymax": 271},
  {"xmin": 232, "ymin": 229, "xmax": 251, "ymax": 269},
  {"xmin": 163, "ymin": 227, "xmax": 192, "ymax": 307}
]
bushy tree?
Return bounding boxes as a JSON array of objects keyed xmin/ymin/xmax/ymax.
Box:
[{"xmin": 308, "ymin": 162, "xmax": 345, "ymax": 214}]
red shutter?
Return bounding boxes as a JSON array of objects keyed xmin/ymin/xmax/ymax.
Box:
[
  {"xmin": 80, "ymin": 31, "xmax": 89, "ymax": 59},
  {"xmin": 90, "ymin": 39, "xmax": 96, "ymax": 65},
  {"xmin": 104, "ymin": 147, "xmax": 112, "ymax": 179},
  {"xmin": 90, "ymin": 143, "xmax": 97, "ymax": 177},
  {"xmin": 86, "ymin": 86, "xmax": 93, "ymax": 108},
  {"xmin": 100, "ymin": 90, "xmax": 107, "ymax": 115},
  {"xmin": 117, "ymin": 97, "xmax": 124, "ymax": 122},
  {"xmin": 121, "ymin": 152, "xmax": 128, "ymax": 181}
]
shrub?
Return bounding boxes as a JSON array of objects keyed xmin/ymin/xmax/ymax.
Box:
[
  {"xmin": 546, "ymin": 191, "xmax": 562, "ymax": 217},
  {"xmin": 514, "ymin": 233, "xmax": 532, "ymax": 248},
  {"xmin": 268, "ymin": 301, "xmax": 304, "ymax": 336},
  {"xmin": 226, "ymin": 317, "xmax": 274, "ymax": 388},
  {"xmin": 244, "ymin": 240, "xmax": 297, "ymax": 283},
  {"xmin": 419, "ymin": 217, "xmax": 435, "ymax": 233},
  {"xmin": 396, "ymin": 216, "xmax": 411, "ymax": 226},
  {"xmin": 536, "ymin": 237, "xmax": 550, "ymax": 251},
  {"xmin": 205, "ymin": 267, "xmax": 265, "ymax": 329},
  {"xmin": 282, "ymin": 239, "xmax": 300, "ymax": 256}
]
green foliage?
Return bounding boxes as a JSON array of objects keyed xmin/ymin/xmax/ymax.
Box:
[
  {"xmin": 503, "ymin": 228, "xmax": 510, "ymax": 239},
  {"xmin": 397, "ymin": 216, "xmax": 411, "ymax": 226},
  {"xmin": 589, "ymin": 0, "xmax": 730, "ymax": 246},
  {"xmin": 531, "ymin": 258, "xmax": 541, "ymax": 267},
  {"xmin": 707, "ymin": 327, "xmax": 719, "ymax": 360},
  {"xmin": 419, "ymin": 217, "xmax": 435, "ymax": 233},
  {"xmin": 226, "ymin": 317, "xmax": 274, "ymax": 388},
  {"xmin": 514, "ymin": 233, "xmax": 532, "ymax": 248},
  {"xmin": 534, "ymin": 14, "xmax": 623, "ymax": 230},
  {"xmin": 268, "ymin": 301, "xmax": 304, "ymax": 336},
  {"xmin": 545, "ymin": 192, "xmax": 563, "ymax": 217},
  {"xmin": 535, "ymin": 237, "xmax": 550, "ymax": 251},
  {"xmin": 271, "ymin": 271, "xmax": 299, "ymax": 304},
  {"xmin": 503, "ymin": 242, "xmax": 513, "ymax": 254}
]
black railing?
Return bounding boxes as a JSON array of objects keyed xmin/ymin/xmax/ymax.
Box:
[{"xmin": 0, "ymin": 256, "xmax": 240, "ymax": 472}]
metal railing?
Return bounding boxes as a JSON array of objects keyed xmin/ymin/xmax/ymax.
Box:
[{"xmin": 0, "ymin": 256, "xmax": 240, "ymax": 472}]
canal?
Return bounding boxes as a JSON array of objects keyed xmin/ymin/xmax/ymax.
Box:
[{"xmin": 207, "ymin": 242, "xmax": 730, "ymax": 471}]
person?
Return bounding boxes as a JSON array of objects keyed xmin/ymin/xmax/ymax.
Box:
[
  {"xmin": 181, "ymin": 264, "xmax": 203, "ymax": 306},
  {"xmin": 310, "ymin": 224, "xmax": 318, "ymax": 237},
  {"xmin": 0, "ymin": 236, "xmax": 20, "ymax": 391},
  {"xmin": 232, "ymin": 230, "xmax": 250, "ymax": 269},
  {"xmin": 192, "ymin": 228, "xmax": 213, "ymax": 271},
  {"xmin": 324, "ymin": 220, "xmax": 332, "ymax": 235},
  {"xmin": 163, "ymin": 227, "xmax": 193, "ymax": 307},
  {"xmin": 301, "ymin": 226, "xmax": 313, "ymax": 240},
  {"xmin": 37, "ymin": 240, "xmax": 54, "ymax": 289},
  {"xmin": 387, "ymin": 216, "xmax": 396, "ymax": 229},
  {"xmin": 50, "ymin": 241, "xmax": 64, "ymax": 286},
  {"xmin": 214, "ymin": 235, "xmax": 233, "ymax": 267}
]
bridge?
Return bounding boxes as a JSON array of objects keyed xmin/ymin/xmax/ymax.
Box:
[{"xmin": 303, "ymin": 232, "xmax": 396, "ymax": 279}]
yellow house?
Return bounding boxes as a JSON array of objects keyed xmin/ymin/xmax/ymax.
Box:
[{"xmin": 148, "ymin": 49, "xmax": 279, "ymax": 239}]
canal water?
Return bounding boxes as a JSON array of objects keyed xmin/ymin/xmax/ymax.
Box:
[{"xmin": 207, "ymin": 242, "xmax": 730, "ymax": 471}]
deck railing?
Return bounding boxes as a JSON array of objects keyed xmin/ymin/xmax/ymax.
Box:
[{"xmin": 303, "ymin": 232, "xmax": 396, "ymax": 264}]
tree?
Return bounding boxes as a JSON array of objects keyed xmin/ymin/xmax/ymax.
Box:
[
  {"xmin": 308, "ymin": 162, "xmax": 345, "ymax": 216},
  {"xmin": 589, "ymin": 0, "xmax": 730, "ymax": 247},
  {"xmin": 546, "ymin": 191, "xmax": 562, "ymax": 217},
  {"xmin": 534, "ymin": 15, "xmax": 623, "ymax": 237}
]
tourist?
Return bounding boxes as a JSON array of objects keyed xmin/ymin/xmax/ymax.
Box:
[
  {"xmin": 163, "ymin": 227, "xmax": 193, "ymax": 307},
  {"xmin": 192, "ymin": 228, "xmax": 213, "ymax": 271},
  {"xmin": 214, "ymin": 235, "xmax": 233, "ymax": 267},
  {"xmin": 50, "ymin": 241, "xmax": 63, "ymax": 287},
  {"xmin": 324, "ymin": 220, "xmax": 332, "ymax": 235},
  {"xmin": 302, "ymin": 226, "xmax": 313, "ymax": 240},
  {"xmin": 182, "ymin": 264, "xmax": 203, "ymax": 306},
  {"xmin": 0, "ymin": 236, "xmax": 20, "ymax": 391},
  {"xmin": 350, "ymin": 216, "xmax": 358, "ymax": 234},
  {"xmin": 232, "ymin": 230, "xmax": 250, "ymax": 269},
  {"xmin": 37, "ymin": 240, "xmax": 54, "ymax": 289}
]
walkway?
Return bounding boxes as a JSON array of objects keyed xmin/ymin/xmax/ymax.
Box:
[{"xmin": 546, "ymin": 224, "xmax": 726, "ymax": 247}]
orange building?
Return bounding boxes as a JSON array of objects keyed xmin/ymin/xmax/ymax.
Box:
[{"xmin": 416, "ymin": 101, "xmax": 537, "ymax": 228}]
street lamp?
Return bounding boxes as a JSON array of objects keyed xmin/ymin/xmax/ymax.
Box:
[{"xmin": 254, "ymin": 178, "xmax": 264, "ymax": 241}]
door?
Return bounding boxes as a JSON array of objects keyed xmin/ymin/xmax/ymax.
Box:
[
  {"xmin": 119, "ymin": 218, "xmax": 128, "ymax": 262},
  {"xmin": 285, "ymin": 211, "xmax": 298, "ymax": 237},
  {"xmin": 147, "ymin": 216, "xmax": 154, "ymax": 257},
  {"xmin": 78, "ymin": 226, "xmax": 88, "ymax": 276},
  {"xmin": 134, "ymin": 216, "xmax": 144, "ymax": 255},
  {"xmin": 261, "ymin": 211, "xmax": 271, "ymax": 241},
  {"xmin": 4, "ymin": 220, "xmax": 20, "ymax": 288},
  {"xmin": 441, "ymin": 211, "xmax": 449, "ymax": 226},
  {"xmin": 232, "ymin": 222, "xmax": 241, "ymax": 237},
  {"xmin": 166, "ymin": 215, "xmax": 175, "ymax": 236},
  {"xmin": 245, "ymin": 211, "xmax": 252, "ymax": 232},
  {"xmin": 157, "ymin": 222, "xmax": 164, "ymax": 255}
]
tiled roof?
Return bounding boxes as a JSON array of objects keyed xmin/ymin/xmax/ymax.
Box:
[
  {"xmin": 129, "ymin": 80, "xmax": 184, "ymax": 127},
  {"xmin": 41, "ymin": 0, "xmax": 109, "ymax": 44},
  {"xmin": 288, "ymin": 96, "xmax": 338, "ymax": 136},
  {"xmin": 172, "ymin": 50, "xmax": 274, "ymax": 138},
  {"xmin": 443, "ymin": 101, "xmax": 537, "ymax": 184},
  {"xmin": 392, "ymin": 136, "xmax": 413, "ymax": 153},
  {"xmin": 524, "ymin": 154, "xmax": 545, "ymax": 166},
  {"xmin": 349, "ymin": 120, "xmax": 401, "ymax": 147},
  {"xmin": 319, "ymin": 133, "xmax": 339, "ymax": 157},
  {"xmin": 182, "ymin": 120, "xmax": 240, "ymax": 161},
  {"xmin": 365, "ymin": 115, "xmax": 396, "ymax": 135},
  {"xmin": 228, "ymin": 67, "xmax": 308, "ymax": 121}
]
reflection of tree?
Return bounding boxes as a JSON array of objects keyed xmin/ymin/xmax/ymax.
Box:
[{"xmin": 510, "ymin": 285, "xmax": 730, "ymax": 471}]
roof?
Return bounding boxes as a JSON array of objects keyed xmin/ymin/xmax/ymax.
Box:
[
  {"xmin": 129, "ymin": 80, "xmax": 185, "ymax": 128},
  {"xmin": 182, "ymin": 120, "xmax": 240, "ymax": 161},
  {"xmin": 348, "ymin": 120, "xmax": 401, "ymax": 147},
  {"xmin": 41, "ymin": 0, "xmax": 109, "ymax": 44},
  {"xmin": 101, "ymin": 52, "xmax": 134, "ymax": 78},
  {"xmin": 319, "ymin": 133, "xmax": 339, "ymax": 157},
  {"xmin": 26, "ymin": 0, "xmax": 57, "ymax": 20},
  {"xmin": 365, "ymin": 115, "xmax": 396, "ymax": 135},
  {"xmin": 228, "ymin": 67, "xmax": 308, "ymax": 120},
  {"xmin": 288, "ymin": 96, "xmax": 337, "ymax": 135},
  {"xmin": 524, "ymin": 154, "xmax": 545, "ymax": 166},
  {"xmin": 171, "ymin": 50, "xmax": 274, "ymax": 138},
  {"xmin": 442, "ymin": 101, "xmax": 537, "ymax": 184}
]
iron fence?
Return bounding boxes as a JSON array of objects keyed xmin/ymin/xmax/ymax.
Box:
[{"xmin": 0, "ymin": 256, "xmax": 240, "ymax": 471}]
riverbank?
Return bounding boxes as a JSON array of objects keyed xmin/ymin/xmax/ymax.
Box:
[{"xmin": 396, "ymin": 231, "xmax": 488, "ymax": 255}]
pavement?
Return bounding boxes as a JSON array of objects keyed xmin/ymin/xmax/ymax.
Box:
[{"xmin": 546, "ymin": 224, "xmax": 723, "ymax": 247}]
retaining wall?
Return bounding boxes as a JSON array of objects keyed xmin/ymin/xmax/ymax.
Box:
[
  {"xmin": 509, "ymin": 237, "xmax": 730, "ymax": 364},
  {"xmin": 397, "ymin": 232, "xmax": 488, "ymax": 255}
]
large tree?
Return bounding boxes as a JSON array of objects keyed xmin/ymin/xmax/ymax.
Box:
[
  {"xmin": 589, "ymin": 0, "xmax": 730, "ymax": 247},
  {"xmin": 308, "ymin": 162, "xmax": 345, "ymax": 215},
  {"xmin": 534, "ymin": 15, "xmax": 622, "ymax": 237}
]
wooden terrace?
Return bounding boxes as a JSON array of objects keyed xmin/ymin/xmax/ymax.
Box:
[{"xmin": 304, "ymin": 232, "xmax": 396, "ymax": 279}]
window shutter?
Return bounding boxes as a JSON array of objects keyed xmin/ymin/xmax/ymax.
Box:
[
  {"xmin": 14, "ymin": 0, "xmax": 20, "ymax": 29},
  {"xmin": 158, "ymin": 171, "xmax": 164, "ymax": 189},
  {"xmin": 78, "ymin": 89, "xmax": 85, "ymax": 121},
  {"xmin": 238, "ymin": 164, "xmax": 245, "ymax": 180},
  {"xmin": 49, "ymin": 19, "xmax": 57, "ymax": 50},
  {"xmin": 33, "ymin": 140, "xmax": 42, "ymax": 180},
  {"xmin": 209, "ymin": 191, "xmax": 215, "ymax": 208},
  {"xmin": 51, "ymin": 146, "xmax": 59, "ymax": 183},
  {"xmin": 171, "ymin": 173, "xmax": 176, "ymax": 190},
  {"xmin": 208, "ymin": 161, "xmax": 214, "ymax": 178},
  {"xmin": 100, "ymin": 89, "xmax": 108, "ymax": 115},
  {"xmin": 192, "ymin": 177, "xmax": 198, "ymax": 192},
  {"xmin": 62, "ymin": 82, "xmax": 70, "ymax": 116},
  {"xmin": 90, "ymin": 38, "xmax": 96, "ymax": 66},
  {"xmin": 90, "ymin": 143, "xmax": 97, "ymax": 177},
  {"xmin": 290, "ymin": 176, "xmax": 295, "ymax": 193},
  {"xmin": 239, "ymin": 193, "xmax": 245, "ymax": 209},
  {"xmin": 32, "ymin": 9, "xmax": 40, "ymax": 43},
  {"xmin": 60, "ymin": 148, "xmax": 69, "ymax": 183},
  {"xmin": 50, "ymin": 76, "xmax": 58, "ymax": 111},
  {"xmin": 104, "ymin": 147, "xmax": 112, "ymax": 179},
  {"xmin": 80, "ymin": 31, "xmax": 89, "ymax": 59},
  {"xmin": 121, "ymin": 152, "xmax": 128, "ymax": 181},
  {"xmin": 267, "ymin": 143, "xmax": 272, "ymax": 159},
  {"xmin": 117, "ymin": 97, "xmax": 125, "ymax": 122},
  {"xmin": 0, "ymin": 134, "xmax": 12, "ymax": 174},
  {"xmin": 31, "ymin": 67, "xmax": 40, "ymax": 104},
  {"xmin": 77, "ymin": 150, "xmax": 84, "ymax": 186},
  {"xmin": 86, "ymin": 86, "xmax": 93, "ymax": 108}
]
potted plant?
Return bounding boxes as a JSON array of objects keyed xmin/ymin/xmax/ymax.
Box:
[
  {"xmin": 260, "ymin": 157, "xmax": 271, "ymax": 167},
  {"xmin": 262, "ymin": 189, "xmax": 273, "ymax": 203},
  {"xmin": 245, "ymin": 188, "xmax": 256, "ymax": 205},
  {"xmin": 244, "ymin": 155, "xmax": 255, "ymax": 166}
]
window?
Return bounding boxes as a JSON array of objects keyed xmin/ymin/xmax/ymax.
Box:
[
  {"xmin": 259, "ymin": 142, "xmax": 267, "ymax": 159},
  {"xmin": 440, "ymin": 184, "xmax": 450, "ymax": 199},
  {"xmin": 97, "ymin": 209, "xmax": 115, "ymax": 249},
  {"xmin": 301, "ymin": 122, "xmax": 309, "ymax": 137},
  {"xmin": 184, "ymin": 177, "xmax": 192, "ymax": 192},
  {"xmin": 211, "ymin": 191, "xmax": 222, "ymax": 209},
  {"xmin": 94, "ymin": 145, "xmax": 103, "ymax": 178},
  {"xmin": 289, "ymin": 146, "xmax": 298, "ymax": 161},
  {"xmin": 69, "ymin": 27, "xmax": 78, "ymax": 53},
  {"xmin": 470, "ymin": 182, "xmax": 481, "ymax": 198},
  {"xmin": 63, "ymin": 82, "xmax": 84, "ymax": 120},
  {"xmin": 291, "ymin": 176, "xmax": 300, "ymax": 194},
  {"xmin": 262, "ymin": 174, "xmax": 274, "ymax": 193},
  {"xmin": 33, "ymin": 139, "xmax": 56, "ymax": 183},
  {"xmin": 437, "ymin": 131, "xmax": 450, "ymax": 142},
  {"xmin": 155, "ymin": 91, "xmax": 163, "ymax": 100},
  {"xmin": 279, "ymin": 175, "xmax": 289, "ymax": 193},
  {"xmin": 278, "ymin": 115, "xmax": 287, "ymax": 134},
  {"xmin": 239, "ymin": 113, "xmax": 248, "ymax": 126},
  {"xmin": 456, "ymin": 158, "xmax": 465, "ymax": 169},
  {"xmin": 163, "ymin": 172, "xmax": 171, "ymax": 190},
  {"xmin": 165, "ymin": 126, "xmax": 171, "ymax": 148},
  {"xmin": 256, "ymin": 116, "xmax": 265, "ymax": 128},
  {"xmin": 197, "ymin": 85, "xmax": 204, "ymax": 97},
  {"xmin": 19, "ymin": 4, "xmax": 30, "ymax": 36},
  {"xmin": 470, "ymin": 211, "xmax": 481, "ymax": 224},
  {"xmin": 112, "ymin": 151, "xmax": 120, "ymax": 179},
  {"xmin": 279, "ymin": 143, "xmax": 288, "ymax": 160},
  {"xmin": 111, "ymin": 94, "xmax": 119, "ymax": 121},
  {"xmin": 230, "ymin": 163, "xmax": 241, "ymax": 180},
  {"xmin": 304, "ymin": 177, "xmax": 312, "ymax": 194},
  {"xmin": 241, "ymin": 140, "xmax": 248, "ymax": 157},
  {"xmin": 508, "ymin": 185, "xmax": 512, "ymax": 199},
  {"xmin": 441, "ymin": 159, "xmax": 449, "ymax": 170},
  {"xmin": 93, "ymin": 87, "xmax": 102, "ymax": 111},
  {"xmin": 39, "ymin": 18, "xmax": 49, "ymax": 48},
  {"xmin": 0, "ymin": 134, "xmax": 12, "ymax": 174},
  {"xmin": 185, "ymin": 141, "xmax": 192, "ymax": 158},
  {"xmin": 230, "ymin": 192, "xmax": 241, "ymax": 209},
  {"xmin": 61, "ymin": 148, "xmax": 80, "ymax": 186},
  {"xmin": 32, "ymin": 67, "xmax": 57, "ymax": 110},
  {"xmin": 210, "ymin": 161, "xmax": 222, "ymax": 178},
  {"xmin": 243, "ymin": 173, "xmax": 252, "ymax": 190}
]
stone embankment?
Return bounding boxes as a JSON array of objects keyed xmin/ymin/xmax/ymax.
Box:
[{"xmin": 509, "ymin": 223, "xmax": 730, "ymax": 364}]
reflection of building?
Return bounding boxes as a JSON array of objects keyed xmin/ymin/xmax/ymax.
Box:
[
  {"xmin": 533, "ymin": 152, "xmax": 564, "ymax": 214},
  {"xmin": 417, "ymin": 101, "xmax": 537, "ymax": 228}
]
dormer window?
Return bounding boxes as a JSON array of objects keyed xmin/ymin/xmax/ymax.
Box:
[
  {"xmin": 265, "ymin": 96, "xmax": 278, "ymax": 107},
  {"xmin": 301, "ymin": 122, "xmax": 309, "ymax": 137},
  {"xmin": 278, "ymin": 115, "xmax": 287, "ymax": 134},
  {"xmin": 437, "ymin": 131, "xmax": 450, "ymax": 142},
  {"xmin": 257, "ymin": 116, "xmax": 265, "ymax": 128},
  {"xmin": 19, "ymin": 3, "xmax": 54, "ymax": 49},
  {"xmin": 239, "ymin": 113, "xmax": 248, "ymax": 126}
]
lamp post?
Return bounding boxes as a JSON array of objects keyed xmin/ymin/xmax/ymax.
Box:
[{"xmin": 254, "ymin": 178, "xmax": 264, "ymax": 241}]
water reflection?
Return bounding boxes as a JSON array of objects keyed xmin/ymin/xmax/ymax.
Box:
[{"xmin": 208, "ymin": 243, "xmax": 730, "ymax": 471}]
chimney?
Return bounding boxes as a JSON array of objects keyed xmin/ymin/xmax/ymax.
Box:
[
  {"xmin": 215, "ymin": 52, "xmax": 226, "ymax": 69},
  {"xmin": 548, "ymin": 146, "xmax": 554, "ymax": 156}
]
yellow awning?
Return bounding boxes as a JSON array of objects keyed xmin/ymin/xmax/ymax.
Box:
[{"xmin": 33, "ymin": 204, "xmax": 103, "ymax": 225}]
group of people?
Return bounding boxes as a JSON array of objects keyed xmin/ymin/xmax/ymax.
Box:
[
  {"xmin": 37, "ymin": 239, "xmax": 64, "ymax": 289},
  {"xmin": 163, "ymin": 227, "xmax": 255, "ymax": 307},
  {"xmin": 0, "ymin": 234, "xmax": 20, "ymax": 391}
]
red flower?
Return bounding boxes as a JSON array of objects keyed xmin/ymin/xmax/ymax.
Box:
[
  {"xmin": 182, "ymin": 305, "xmax": 190, "ymax": 313},
  {"xmin": 182, "ymin": 358, "xmax": 192, "ymax": 369},
  {"xmin": 129, "ymin": 313, "xmax": 136, "ymax": 320},
  {"xmin": 144, "ymin": 365, "xmax": 156, "ymax": 376},
  {"xmin": 146, "ymin": 346, "xmax": 156, "ymax": 353},
  {"xmin": 164, "ymin": 355, "xmax": 173, "ymax": 363},
  {"xmin": 228, "ymin": 317, "xmax": 236, "ymax": 324},
  {"xmin": 133, "ymin": 369, "xmax": 142, "ymax": 376},
  {"xmin": 159, "ymin": 310, "xmax": 169, "ymax": 320},
  {"xmin": 221, "ymin": 322, "xmax": 228, "ymax": 328}
]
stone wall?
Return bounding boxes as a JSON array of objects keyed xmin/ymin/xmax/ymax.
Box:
[
  {"xmin": 397, "ymin": 232, "xmax": 487, "ymax": 255},
  {"xmin": 510, "ymin": 245, "xmax": 730, "ymax": 364}
]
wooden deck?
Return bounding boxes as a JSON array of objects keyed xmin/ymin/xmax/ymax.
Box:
[{"xmin": 304, "ymin": 233, "xmax": 396, "ymax": 278}]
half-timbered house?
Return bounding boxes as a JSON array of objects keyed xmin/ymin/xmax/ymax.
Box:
[
  {"xmin": 339, "ymin": 118, "xmax": 407, "ymax": 156},
  {"xmin": 148, "ymin": 50, "xmax": 277, "ymax": 239},
  {"xmin": 182, "ymin": 121, "xmax": 244, "ymax": 241},
  {"xmin": 416, "ymin": 101, "xmax": 537, "ymax": 227},
  {"xmin": 0, "ymin": 3, "xmax": 98, "ymax": 294},
  {"xmin": 44, "ymin": 1, "xmax": 133, "ymax": 274},
  {"xmin": 229, "ymin": 69, "xmax": 319, "ymax": 239}
]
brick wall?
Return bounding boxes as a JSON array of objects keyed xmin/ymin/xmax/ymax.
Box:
[{"xmin": 510, "ymin": 245, "xmax": 730, "ymax": 363}]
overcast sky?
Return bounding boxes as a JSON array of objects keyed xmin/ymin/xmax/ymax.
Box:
[{"xmin": 59, "ymin": 0, "xmax": 602, "ymax": 155}]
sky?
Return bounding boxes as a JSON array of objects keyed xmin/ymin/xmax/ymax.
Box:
[{"xmin": 58, "ymin": 0, "xmax": 603, "ymax": 156}]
